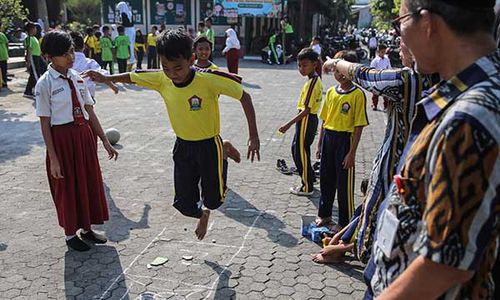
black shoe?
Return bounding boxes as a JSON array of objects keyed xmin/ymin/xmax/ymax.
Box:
[
  {"xmin": 81, "ymin": 230, "xmax": 107, "ymax": 244},
  {"xmin": 276, "ymin": 159, "xmax": 292, "ymax": 175},
  {"xmin": 289, "ymin": 167, "xmax": 299, "ymax": 175},
  {"xmin": 66, "ymin": 236, "xmax": 91, "ymax": 251}
]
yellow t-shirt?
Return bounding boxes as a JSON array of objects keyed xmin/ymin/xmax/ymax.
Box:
[
  {"xmin": 130, "ymin": 69, "xmax": 244, "ymax": 141},
  {"xmin": 147, "ymin": 33, "xmax": 156, "ymax": 47},
  {"xmin": 94, "ymin": 38, "xmax": 101, "ymax": 54},
  {"xmin": 297, "ymin": 76, "xmax": 322, "ymax": 114},
  {"xmin": 85, "ymin": 35, "xmax": 96, "ymax": 50},
  {"xmin": 320, "ymin": 85, "xmax": 368, "ymax": 133},
  {"xmin": 194, "ymin": 61, "xmax": 219, "ymax": 70}
]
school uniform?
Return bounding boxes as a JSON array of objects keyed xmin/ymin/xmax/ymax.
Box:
[
  {"xmin": 194, "ymin": 61, "xmax": 218, "ymax": 70},
  {"xmin": 24, "ymin": 36, "xmax": 47, "ymax": 96},
  {"xmin": 114, "ymin": 35, "xmax": 130, "ymax": 73},
  {"xmin": 318, "ymin": 85, "xmax": 368, "ymax": 227},
  {"xmin": 135, "ymin": 36, "xmax": 146, "ymax": 69},
  {"xmin": 100, "ymin": 36, "xmax": 114, "ymax": 74},
  {"xmin": 292, "ymin": 75, "xmax": 322, "ymax": 193},
  {"xmin": 73, "ymin": 52, "xmax": 104, "ymax": 98},
  {"xmin": 147, "ymin": 33, "xmax": 157, "ymax": 69},
  {"xmin": 35, "ymin": 65, "xmax": 109, "ymax": 236},
  {"xmin": 130, "ymin": 68, "xmax": 243, "ymax": 218}
]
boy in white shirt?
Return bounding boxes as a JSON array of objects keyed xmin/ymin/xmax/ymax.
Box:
[
  {"xmin": 69, "ymin": 31, "xmax": 117, "ymax": 99},
  {"xmin": 369, "ymin": 44, "xmax": 391, "ymax": 110}
]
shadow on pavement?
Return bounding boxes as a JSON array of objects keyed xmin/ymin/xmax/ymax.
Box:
[
  {"xmin": 205, "ymin": 260, "xmax": 235, "ymax": 300},
  {"xmin": 221, "ymin": 190, "xmax": 298, "ymax": 248},
  {"xmin": 0, "ymin": 109, "xmax": 43, "ymax": 164},
  {"xmin": 94, "ymin": 183, "xmax": 151, "ymax": 243},
  {"xmin": 64, "ymin": 245, "xmax": 129, "ymax": 299}
]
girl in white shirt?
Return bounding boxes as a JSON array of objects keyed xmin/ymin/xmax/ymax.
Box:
[{"xmin": 35, "ymin": 31, "xmax": 118, "ymax": 252}]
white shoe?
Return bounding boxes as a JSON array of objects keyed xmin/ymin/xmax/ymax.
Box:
[{"xmin": 290, "ymin": 186, "xmax": 314, "ymax": 196}]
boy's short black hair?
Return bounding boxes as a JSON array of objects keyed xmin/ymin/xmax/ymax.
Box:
[
  {"xmin": 24, "ymin": 21, "xmax": 36, "ymax": 31},
  {"xmin": 102, "ymin": 25, "xmax": 110, "ymax": 32},
  {"xmin": 152, "ymin": 25, "xmax": 158, "ymax": 30},
  {"xmin": 70, "ymin": 31, "xmax": 84, "ymax": 51},
  {"xmin": 41, "ymin": 31, "xmax": 73, "ymax": 56},
  {"xmin": 377, "ymin": 43, "xmax": 387, "ymax": 51},
  {"xmin": 85, "ymin": 27, "xmax": 93, "ymax": 35},
  {"xmin": 95, "ymin": 31, "xmax": 102, "ymax": 38},
  {"xmin": 205, "ymin": 17, "xmax": 213, "ymax": 23},
  {"xmin": 198, "ymin": 21, "xmax": 205, "ymax": 27},
  {"xmin": 334, "ymin": 50, "xmax": 359, "ymax": 63},
  {"xmin": 313, "ymin": 36, "xmax": 321, "ymax": 42},
  {"xmin": 117, "ymin": 25, "xmax": 125, "ymax": 33},
  {"xmin": 297, "ymin": 47, "xmax": 319, "ymax": 62},
  {"xmin": 193, "ymin": 35, "xmax": 212, "ymax": 49},
  {"xmin": 156, "ymin": 29, "xmax": 193, "ymax": 60}
]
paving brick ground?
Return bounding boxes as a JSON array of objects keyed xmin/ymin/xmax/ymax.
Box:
[{"xmin": 0, "ymin": 59, "xmax": 386, "ymax": 299}]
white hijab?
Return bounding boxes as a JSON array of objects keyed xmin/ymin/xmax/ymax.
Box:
[
  {"xmin": 116, "ymin": 2, "xmax": 132, "ymax": 21},
  {"xmin": 223, "ymin": 28, "xmax": 240, "ymax": 53}
]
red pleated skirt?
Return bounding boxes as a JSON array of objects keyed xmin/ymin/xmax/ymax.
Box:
[
  {"xmin": 226, "ymin": 48, "xmax": 239, "ymax": 74},
  {"xmin": 46, "ymin": 122, "xmax": 108, "ymax": 235}
]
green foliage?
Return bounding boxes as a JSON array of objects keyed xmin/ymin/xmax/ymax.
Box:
[
  {"xmin": 0, "ymin": 0, "xmax": 28, "ymax": 30},
  {"xmin": 66, "ymin": 0, "xmax": 101, "ymax": 25},
  {"xmin": 370, "ymin": 0, "xmax": 397, "ymax": 30},
  {"xmin": 67, "ymin": 21, "xmax": 87, "ymax": 34},
  {"xmin": 320, "ymin": 0, "xmax": 356, "ymax": 31}
]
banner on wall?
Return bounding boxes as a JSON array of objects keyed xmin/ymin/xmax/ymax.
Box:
[
  {"xmin": 150, "ymin": 0, "xmax": 192, "ymax": 25},
  {"xmin": 212, "ymin": 0, "xmax": 286, "ymax": 18},
  {"xmin": 102, "ymin": 0, "xmax": 144, "ymax": 24}
]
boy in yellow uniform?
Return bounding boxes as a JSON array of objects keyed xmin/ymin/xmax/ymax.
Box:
[
  {"xmin": 278, "ymin": 48, "xmax": 322, "ymax": 196},
  {"xmin": 315, "ymin": 50, "xmax": 368, "ymax": 229},
  {"xmin": 83, "ymin": 30, "xmax": 260, "ymax": 240},
  {"xmin": 146, "ymin": 26, "xmax": 158, "ymax": 69}
]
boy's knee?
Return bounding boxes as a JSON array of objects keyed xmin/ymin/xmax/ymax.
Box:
[{"xmin": 173, "ymin": 198, "xmax": 203, "ymax": 218}]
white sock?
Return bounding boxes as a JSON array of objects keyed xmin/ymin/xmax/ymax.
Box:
[
  {"xmin": 81, "ymin": 229, "xmax": 89, "ymax": 234},
  {"xmin": 65, "ymin": 235, "xmax": 76, "ymax": 240}
]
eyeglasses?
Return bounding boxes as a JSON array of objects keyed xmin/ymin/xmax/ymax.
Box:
[{"xmin": 391, "ymin": 8, "xmax": 427, "ymax": 36}]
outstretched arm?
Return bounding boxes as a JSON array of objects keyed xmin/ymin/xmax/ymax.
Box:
[
  {"xmin": 278, "ymin": 107, "xmax": 310, "ymax": 134},
  {"xmin": 323, "ymin": 58, "xmax": 405, "ymax": 102},
  {"xmin": 82, "ymin": 70, "xmax": 133, "ymax": 84},
  {"xmin": 240, "ymin": 91, "xmax": 260, "ymax": 162}
]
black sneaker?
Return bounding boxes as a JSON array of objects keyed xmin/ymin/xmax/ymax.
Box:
[
  {"xmin": 66, "ymin": 236, "xmax": 91, "ymax": 251},
  {"xmin": 81, "ymin": 230, "xmax": 107, "ymax": 244},
  {"xmin": 289, "ymin": 167, "xmax": 299, "ymax": 175},
  {"xmin": 276, "ymin": 159, "xmax": 292, "ymax": 175}
]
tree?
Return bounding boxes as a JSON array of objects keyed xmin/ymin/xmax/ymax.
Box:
[
  {"xmin": 370, "ymin": 0, "xmax": 397, "ymax": 30},
  {"xmin": 66, "ymin": 0, "xmax": 101, "ymax": 25},
  {"xmin": 0, "ymin": 0, "xmax": 28, "ymax": 31}
]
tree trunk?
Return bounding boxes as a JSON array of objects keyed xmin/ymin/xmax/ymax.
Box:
[
  {"xmin": 299, "ymin": 0, "xmax": 306, "ymax": 42},
  {"xmin": 36, "ymin": 0, "xmax": 49, "ymax": 31}
]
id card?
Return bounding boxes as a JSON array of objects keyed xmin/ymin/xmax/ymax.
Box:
[{"xmin": 376, "ymin": 208, "xmax": 400, "ymax": 258}]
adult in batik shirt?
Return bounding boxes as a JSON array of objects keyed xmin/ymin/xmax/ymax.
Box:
[
  {"xmin": 317, "ymin": 44, "xmax": 439, "ymax": 264},
  {"xmin": 364, "ymin": 0, "xmax": 499, "ymax": 299}
]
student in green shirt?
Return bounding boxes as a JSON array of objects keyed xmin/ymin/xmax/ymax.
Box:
[
  {"xmin": 114, "ymin": 25, "xmax": 130, "ymax": 73},
  {"xmin": 100, "ymin": 25, "xmax": 114, "ymax": 74},
  {"xmin": 24, "ymin": 21, "xmax": 47, "ymax": 98},
  {"xmin": 205, "ymin": 17, "xmax": 215, "ymax": 61},
  {"xmin": 0, "ymin": 22, "xmax": 9, "ymax": 88},
  {"xmin": 197, "ymin": 21, "xmax": 206, "ymax": 38}
]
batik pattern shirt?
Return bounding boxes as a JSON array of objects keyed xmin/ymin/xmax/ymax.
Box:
[
  {"xmin": 365, "ymin": 50, "xmax": 500, "ymax": 299},
  {"xmin": 346, "ymin": 65, "xmax": 439, "ymax": 263}
]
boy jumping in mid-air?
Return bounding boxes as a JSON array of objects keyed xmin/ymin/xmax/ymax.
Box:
[{"xmin": 84, "ymin": 30, "xmax": 260, "ymax": 240}]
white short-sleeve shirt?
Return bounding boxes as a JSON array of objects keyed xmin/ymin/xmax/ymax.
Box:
[
  {"xmin": 370, "ymin": 55, "xmax": 391, "ymax": 70},
  {"xmin": 73, "ymin": 52, "xmax": 108, "ymax": 98},
  {"xmin": 35, "ymin": 65, "xmax": 95, "ymax": 125}
]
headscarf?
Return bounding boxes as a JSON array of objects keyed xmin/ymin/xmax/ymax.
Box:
[
  {"xmin": 116, "ymin": 2, "xmax": 132, "ymax": 21},
  {"xmin": 225, "ymin": 28, "xmax": 240, "ymax": 49}
]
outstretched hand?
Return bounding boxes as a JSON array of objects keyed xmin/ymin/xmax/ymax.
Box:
[
  {"xmin": 247, "ymin": 136, "xmax": 260, "ymax": 162},
  {"xmin": 81, "ymin": 70, "xmax": 108, "ymax": 83}
]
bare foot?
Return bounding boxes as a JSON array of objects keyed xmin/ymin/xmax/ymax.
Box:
[
  {"xmin": 315, "ymin": 217, "xmax": 332, "ymax": 226},
  {"xmin": 195, "ymin": 209, "xmax": 211, "ymax": 240},
  {"xmin": 223, "ymin": 140, "xmax": 241, "ymax": 163},
  {"xmin": 311, "ymin": 252, "xmax": 343, "ymax": 264}
]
